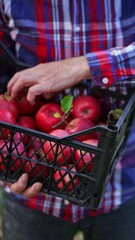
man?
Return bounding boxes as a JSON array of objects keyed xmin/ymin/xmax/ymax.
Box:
[{"xmin": 0, "ymin": 1, "xmax": 135, "ymax": 240}]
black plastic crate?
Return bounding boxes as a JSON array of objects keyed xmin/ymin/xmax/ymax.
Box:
[{"xmin": 0, "ymin": 88, "xmax": 134, "ymax": 210}]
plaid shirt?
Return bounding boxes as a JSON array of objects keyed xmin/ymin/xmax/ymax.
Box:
[{"xmin": 0, "ymin": 0, "xmax": 135, "ymax": 223}]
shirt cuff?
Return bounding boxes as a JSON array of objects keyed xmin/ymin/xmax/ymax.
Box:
[{"xmin": 85, "ymin": 50, "xmax": 118, "ymax": 87}]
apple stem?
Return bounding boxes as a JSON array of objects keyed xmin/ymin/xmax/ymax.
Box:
[{"xmin": 52, "ymin": 109, "xmax": 72, "ymax": 129}]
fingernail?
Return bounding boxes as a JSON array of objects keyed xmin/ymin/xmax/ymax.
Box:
[
  {"xmin": 20, "ymin": 173, "xmax": 28, "ymax": 181},
  {"xmin": 33, "ymin": 183, "xmax": 42, "ymax": 191}
]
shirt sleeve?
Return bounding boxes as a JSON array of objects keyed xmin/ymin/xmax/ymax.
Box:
[
  {"xmin": 85, "ymin": 43, "xmax": 135, "ymax": 87},
  {"xmin": 0, "ymin": 2, "xmax": 15, "ymax": 93}
]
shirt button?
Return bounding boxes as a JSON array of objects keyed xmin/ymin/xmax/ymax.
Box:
[
  {"xmin": 102, "ymin": 77, "xmax": 109, "ymax": 84},
  {"xmin": 9, "ymin": 19, "xmax": 15, "ymax": 28},
  {"xmin": 64, "ymin": 199, "xmax": 70, "ymax": 205},
  {"xmin": 74, "ymin": 26, "xmax": 81, "ymax": 32}
]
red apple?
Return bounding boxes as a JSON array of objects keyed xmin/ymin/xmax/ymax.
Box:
[
  {"xmin": 0, "ymin": 139, "xmax": 7, "ymax": 171},
  {"xmin": 15, "ymin": 116, "xmax": 37, "ymax": 144},
  {"xmin": 17, "ymin": 116, "xmax": 36, "ymax": 130},
  {"xmin": 0, "ymin": 109, "xmax": 16, "ymax": 138},
  {"xmin": 54, "ymin": 165, "xmax": 79, "ymax": 191},
  {"xmin": 13, "ymin": 131, "xmax": 29, "ymax": 145},
  {"xmin": 74, "ymin": 138, "xmax": 98, "ymax": 172},
  {"xmin": 10, "ymin": 144, "xmax": 26, "ymax": 171},
  {"xmin": 72, "ymin": 95, "xmax": 101, "ymax": 123},
  {"xmin": 24, "ymin": 148, "xmax": 50, "ymax": 180},
  {"xmin": 15, "ymin": 88, "xmax": 42, "ymax": 115},
  {"xmin": 36, "ymin": 103, "xmax": 64, "ymax": 133},
  {"xmin": 27, "ymin": 147, "xmax": 47, "ymax": 164},
  {"xmin": 0, "ymin": 135, "xmax": 26, "ymax": 172},
  {"xmin": 24, "ymin": 161, "xmax": 50, "ymax": 181},
  {"xmin": 0, "ymin": 93, "xmax": 19, "ymax": 119},
  {"xmin": 43, "ymin": 129, "xmax": 72, "ymax": 166},
  {"xmin": 27, "ymin": 137, "xmax": 43, "ymax": 152},
  {"xmin": 65, "ymin": 117, "xmax": 98, "ymax": 141},
  {"xmin": 8, "ymin": 134, "xmax": 27, "ymax": 171}
]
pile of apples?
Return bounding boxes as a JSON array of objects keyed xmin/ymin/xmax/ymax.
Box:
[{"xmin": 0, "ymin": 88, "xmax": 103, "ymax": 192}]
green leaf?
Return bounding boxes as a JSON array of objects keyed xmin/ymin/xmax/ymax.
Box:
[{"xmin": 60, "ymin": 95, "xmax": 73, "ymax": 114}]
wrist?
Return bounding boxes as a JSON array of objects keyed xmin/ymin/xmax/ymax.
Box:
[{"xmin": 75, "ymin": 56, "xmax": 91, "ymax": 83}]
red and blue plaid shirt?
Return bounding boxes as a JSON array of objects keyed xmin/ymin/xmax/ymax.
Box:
[{"xmin": 0, "ymin": 0, "xmax": 135, "ymax": 223}]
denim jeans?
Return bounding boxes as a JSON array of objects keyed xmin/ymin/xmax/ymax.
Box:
[{"xmin": 2, "ymin": 190, "xmax": 135, "ymax": 240}]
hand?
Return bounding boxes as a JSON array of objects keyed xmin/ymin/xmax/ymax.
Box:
[
  {"xmin": 7, "ymin": 56, "xmax": 90, "ymax": 104},
  {"xmin": 5, "ymin": 173, "xmax": 43, "ymax": 198}
]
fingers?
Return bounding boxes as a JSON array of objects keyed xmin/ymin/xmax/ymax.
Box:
[
  {"xmin": 7, "ymin": 70, "xmax": 27, "ymax": 94},
  {"xmin": 26, "ymin": 84, "xmax": 46, "ymax": 103},
  {"xmin": 27, "ymin": 85, "xmax": 54, "ymax": 103},
  {"xmin": 7, "ymin": 173, "xmax": 28, "ymax": 193},
  {"xmin": 7, "ymin": 71, "xmax": 54, "ymax": 104},
  {"xmin": 5, "ymin": 173, "xmax": 43, "ymax": 198},
  {"xmin": 7, "ymin": 71, "xmax": 22, "ymax": 92},
  {"xmin": 7, "ymin": 72, "xmax": 37, "ymax": 99},
  {"xmin": 22, "ymin": 182, "xmax": 43, "ymax": 198}
]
